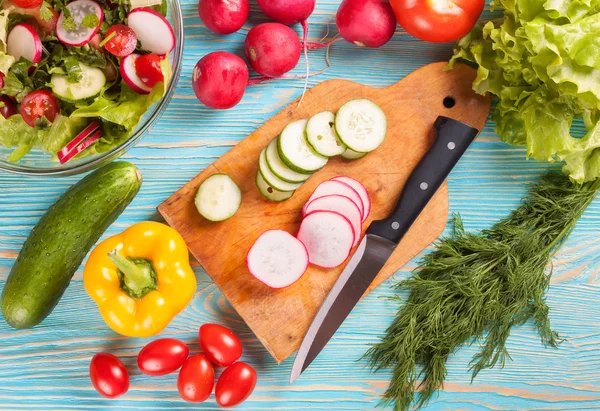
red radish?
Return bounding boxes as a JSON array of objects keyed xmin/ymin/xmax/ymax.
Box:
[
  {"xmin": 303, "ymin": 195, "xmax": 362, "ymax": 247},
  {"xmin": 0, "ymin": 73, "xmax": 4, "ymax": 89},
  {"xmin": 198, "ymin": 0, "xmax": 249, "ymax": 35},
  {"xmin": 331, "ymin": 176, "xmax": 371, "ymax": 222},
  {"xmin": 6, "ymin": 24, "xmax": 42, "ymax": 64},
  {"xmin": 297, "ymin": 211, "xmax": 355, "ymax": 268},
  {"xmin": 0, "ymin": 96, "xmax": 18, "ymax": 119},
  {"xmin": 128, "ymin": 8, "xmax": 175, "ymax": 55},
  {"xmin": 57, "ymin": 130, "xmax": 102, "ymax": 164},
  {"xmin": 336, "ymin": 0, "xmax": 397, "ymax": 48},
  {"xmin": 57, "ymin": 121, "xmax": 100, "ymax": 160},
  {"xmin": 120, "ymin": 54, "xmax": 153, "ymax": 94},
  {"xmin": 304, "ymin": 180, "xmax": 365, "ymax": 219},
  {"xmin": 192, "ymin": 52, "xmax": 249, "ymax": 110},
  {"xmin": 247, "ymin": 230, "xmax": 309, "ymax": 288},
  {"xmin": 244, "ymin": 23, "xmax": 301, "ymax": 78},
  {"xmin": 56, "ymin": 0, "xmax": 104, "ymax": 47}
]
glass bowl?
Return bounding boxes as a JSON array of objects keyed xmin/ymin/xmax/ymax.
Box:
[{"xmin": 0, "ymin": 0, "xmax": 184, "ymax": 176}]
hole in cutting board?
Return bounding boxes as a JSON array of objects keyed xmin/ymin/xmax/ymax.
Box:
[{"xmin": 443, "ymin": 96, "xmax": 456, "ymax": 109}]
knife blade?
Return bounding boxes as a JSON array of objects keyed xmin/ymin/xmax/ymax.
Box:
[{"xmin": 290, "ymin": 116, "xmax": 480, "ymax": 383}]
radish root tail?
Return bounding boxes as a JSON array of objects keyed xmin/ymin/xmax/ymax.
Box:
[{"xmin": 299, "ymin": 19, "xmax": 310, "ymax": 107}]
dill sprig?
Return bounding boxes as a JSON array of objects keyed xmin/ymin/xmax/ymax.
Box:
[{"xmin": 365, "ymin": 173, "xmax": 600, "ymax": 411}]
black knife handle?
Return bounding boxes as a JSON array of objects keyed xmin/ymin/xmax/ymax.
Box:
[{"xmin": 367, "ymin": 116, "xmax": 479, "ymax": 244}]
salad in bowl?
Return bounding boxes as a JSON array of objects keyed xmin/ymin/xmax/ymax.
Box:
[{"xmin": 0, "ymin": 0, "xmax": 176, "ymax": 165}]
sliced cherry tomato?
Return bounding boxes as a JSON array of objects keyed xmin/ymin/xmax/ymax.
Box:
[
  {"xmin": 177, "ymin": 354, "xmax": 215, "ymax": 403},
  {"xmin": 199, "ymin": 324, "xmax": 242, "ymax": 367},
  {"xmin": 215, "ymin": 362, "xmax": 257, "ymax": 407},
  {"xmin": 19, "ymin": 90, "xmax": 59, "ymax": 128},
  {"xmin": 135, "ymin": 54, "xmax": 164, "ymax": 88},
  {"xmin": 0, "ymin": 96, "xmax": 18, "ymax": 119},
  {"xmin": 391, "ymin": 0, "xmax": 484, "ymax": 43},
  {"xmin": 89, "ymin": 353, "xmax": 129, "ymax": 399},
  {"xmin": 11, "ymin": 0, "xmax": 42, "ymax": 8},
  {"xmin": 137, "ymin": 338, "xmax": 189, "ymax": 376},
  {"xmin": 104, "ymin": 25, "xmax": 137, "ymax": 57}
]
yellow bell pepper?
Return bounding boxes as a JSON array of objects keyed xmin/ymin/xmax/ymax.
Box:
[{"xmin": 84, "ymin": 221, "xmax": 196, "ymax": 337}]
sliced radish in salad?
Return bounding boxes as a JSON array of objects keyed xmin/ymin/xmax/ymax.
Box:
[
  {"xmin": 7, "ymin": 23, "xmax": 42, "ymax": 63},
  {"xmin": 57, "ymin": 121, "xmax": 100, "ymax": 161},
  {"xmin": 56, "ymin": 0, "xmax": 104, "ymax": 47},
  {"xmin": 127, "ymin": 8, "xmax": 175, "ymax": 55},
  {"xmin": 303, "ymin": 195, "xmax": 362, "ymax": 247},
  {"xmin": 303, "ymin": 180, "xmax": 364, "ymax": 219},
  {"xmin": 247, "ymin": 230, "xmax": 309, "ymax": 288},
  {"xmin": 297, "ymin": 211, "xmax": 355, "ymax": 268},
  {"xmin": 120, "ymin": 54, "xmax": 153, "ymax": 94},
  {"xmin": 331, "ymin": 176, "xmax": 371, "ymax": 222},
  {"xmin": 58, "ymin": 129, "xmax": 102, "ymax": 164}
]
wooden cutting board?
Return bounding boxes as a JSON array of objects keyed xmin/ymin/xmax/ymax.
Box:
[{"xmin": 158, "ymin": 62, "xmax": 490, "ymax": 363}]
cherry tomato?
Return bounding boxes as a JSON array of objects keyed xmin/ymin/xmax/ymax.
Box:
[
  {"xmin": 3, "ymin": 1, "xmax": 58, "ymax": 34},
  {"xmin": 104, "ymin": 25, "xmax": 137, "ymax": 57},
  {"xmin": 199, "ymin": 324, "xmax": 242, "ymax": 367},
  {"xmin": 135, "ymin": 54, "xmax": 164, "ymax": 88},
  {"xmin": 19, "ymin": 90, "xmax": 59, "ymax": 128},
  {"xmin": 89, "ymin": 353, "xmax": 129, "ymax": 399},
  {"xmin": 177, "ymin": 354, "xmax": 215, "ymax": 402},
  {"xmin": 0, "ymin": 96, "xmax": 18, "ymax": 119},
  {"xmin": 215, "ymin": 362, "xmax": 257, "ymax": 407},
  {"xmin": 391, "ymin": 0, "xmax": 484, "ymax": 43},
  {"xmin": 137, "ymin": 338, "xmax": 189, "ymax": 376},
  {"xmin": 11, "ymin": 0, "xmax": 42, "ymax": 8}
]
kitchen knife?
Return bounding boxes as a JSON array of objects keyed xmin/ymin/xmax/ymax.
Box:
[{"xmin": 290, "ymin": 116, "xmax": 480, "ymax": 383}]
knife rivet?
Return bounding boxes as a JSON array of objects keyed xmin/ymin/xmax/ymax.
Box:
[
  {"xmin": 420, "ymin": 182, "xmax": 428, "ymax": 190},
  {"xmin": 448, "ymin": 142, "xmax": 456, "ymax": 150},
  {"xmin": 392, "ymin": 221, "xmax": 400, "ymax": 230}
]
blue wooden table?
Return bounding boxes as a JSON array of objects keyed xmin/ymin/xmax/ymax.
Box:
[{"xmin": 2, "ymin": 1, "xmax": 600, "ymax": 410}]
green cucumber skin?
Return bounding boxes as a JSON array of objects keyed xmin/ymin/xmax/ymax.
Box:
[{"xmin": 1, "ymin": 162, "xmax": 142, "ymax": 329}]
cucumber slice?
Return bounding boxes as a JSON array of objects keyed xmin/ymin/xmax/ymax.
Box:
[
  {"xmin": 256, "ymin": 171, "xmax": 294, "ymax": 202},
  {"xmin": 278, "ymin": 119, "xmax": 328, "ymax": 174},
  {"xmin": 340, "ymin": 147, "xmax": 367, "ymax": 160},
  {"xmin": 265, "ymin": 138, "xmax": 311, "ymax": 184},
  {"xmin": 195, "ymin": 174, "xmax": 242, "ymax": 222},
  {"xmin": 335, "ymin": 99, "xmax": 387, "ymax": 153},
  {"xmin": 51, "ymin": 63, "xmax": 106, "ymax": 102},
  {"xmin": 259, "ymin": 148, "xmax": 303, "ymax": 192},
  {"xmin": 306, "ymin": 111, "xmax": 345, "ymax": 157}
]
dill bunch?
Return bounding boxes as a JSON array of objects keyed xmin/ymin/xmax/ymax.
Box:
[{"xmin": 365, "ymin": 173, "xmax": 600, "ymax": 411}]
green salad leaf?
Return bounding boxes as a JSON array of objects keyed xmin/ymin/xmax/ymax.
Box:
[{"xmin": 449, "ymin": 0, "xmax": 600, "ymax": 182}]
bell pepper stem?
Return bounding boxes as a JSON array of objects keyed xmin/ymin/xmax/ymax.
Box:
[{"xmin": 108, "ymin": 249, "xmax": 158, "ymax": 299}]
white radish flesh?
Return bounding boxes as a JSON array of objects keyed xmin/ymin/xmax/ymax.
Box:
[
  {"xmin": 303, "ymin": 194, "xmax": 362, "ymax": 247},
  {"xmin": 330, "ymin": 176, "xmax": 371, "ymax": 221},
  {"xmin": 297, "ymin": 211, "xmax": 355, "ymax": 268},
  {"xmin": 303, "ymin": 180, "xmax": 364, "ymax": 219},
  {"xmin": 120, "ymin": 54, "xmax": 153, "ymax": 94},
  {"xmin": 56, "ymin": 0, "xmax": 104, "ymax": 47},
  {"xmin": 247, "ymin": 230, "xmax": 309, "ymax": 288},
  {"xmin": 7, "ymin": 24, "xmax": 42, "ymax": 63},
  {"xmin": 128, "ymin": 8, "xmax": 175, "ymax": 55}
]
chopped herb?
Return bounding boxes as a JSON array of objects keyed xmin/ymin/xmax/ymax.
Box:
[
  {"xmin": 39, "ymin": 1, "xmax": 54, "ymax": 23},
  {"xmin": 99, "ymin": 31, "xmax": 116, "ymax": 48},
  {"xmin": 61, "ymin": 16, "xmax": 77, "ymax": 31},
  {"xmin": 81, "ymin": 14, "xmax": 99, "ymax": 29}
]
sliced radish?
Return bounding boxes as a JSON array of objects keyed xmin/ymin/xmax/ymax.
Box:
[
  {"xmin": 127, "ymin": 8, "xmax": 175, "ymax": 55},
  {"xmin": 7, "ymin": 24, "xmax": 42, "ymax": 64},
  {"xmin": 57, "ymin": 129, "xmax": 102, "ymax": 164},
  {"xmin": 330, "ymin": 176, "xmax": 371, "ymax": 222},
  {"xmin": 303, "ymin": 180, "xmax": 365, "ymax": 219},
  {"xmin": 303, "ymin": 194, "xmax": 363, "ymax": 247},
  {"xmin": 56, "ymin": 0, "xmax": 104, "ymax": 47},
  {"xmin": 247, "ymin": 230, "xmax": 309, "ymax": 289},
  {"xmin": 120, "ymin": 54, "xmax": 153, "ymax": 94},
  {"xmin": 297, "ymin": 211, "xmax": 355, "ymax": 268},
  {"xmin": 57, "ymin": 121, "xmax": 100, "ymax": 160}
]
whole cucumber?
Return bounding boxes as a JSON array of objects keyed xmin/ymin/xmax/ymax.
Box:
[{"xmin": 1, "ymin": 162, "xmax": 142, "ymax": 329}]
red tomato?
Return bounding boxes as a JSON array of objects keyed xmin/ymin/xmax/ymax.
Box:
[
  {"xmin": 19, "ymin": 90, "xmax": 59, "ymax": 128},
  {"xmin": 135, "ymin": 54, "xmax": 164, "ymax": 88},
  {"xmin": 177, "ymin": 354, "xmax": 215, "ymax": 402},
  {"xmin": 104, "ymin": 25, "xmax": 137, "ymax": 57},
  {"xmin": 11, "ymin": 0, "xmax": 42, "ymax": 8},
  {"xmin": 199, "ymin": 324, "xmax": 242, "ymax": 367},
  {"xmin": 0, "ymin": 97, "xmax": 18, "ymax": 119},
  {"xmin": 89, "ymin": 353, "xmax": 129, "ymax": 399},
  {"xmin": 137, "ymin": 338, "xmax": 189, "ymax": 376},
  {"xmin": 215, "ymin": 362, "xmax": 257, "ymax": 407},
  {"xmin": 391, "ymin": 0, "xmax": 484, "ymax": 43}
]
